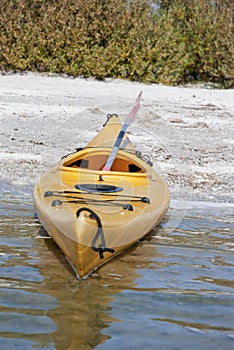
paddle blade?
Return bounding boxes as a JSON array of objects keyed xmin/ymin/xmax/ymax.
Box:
[{"xmin": 102, "ymin": 91, "xmax": 142, "ymax": 171}]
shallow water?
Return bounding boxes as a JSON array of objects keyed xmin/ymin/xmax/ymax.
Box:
[{"xmin": 0, "ymin": 183, "xmax": 234, "ymax": 350}]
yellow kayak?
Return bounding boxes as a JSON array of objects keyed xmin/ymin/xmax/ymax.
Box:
[{"xmin": 34, "ymin": 115, "xmax": 170, "ymax": 279}]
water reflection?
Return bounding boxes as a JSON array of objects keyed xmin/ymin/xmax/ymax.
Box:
[
  {"xmin": 37, "ymin": 232, "xmax": 147, "ymax": 349},
  {"xmin": 0, "ymin": 185, "xmax": 234, "ymax": 349}
]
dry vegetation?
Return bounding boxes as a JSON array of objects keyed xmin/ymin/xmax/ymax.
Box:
[{"xmin": 0, "ymin": 0, "xmax": 233, "ymax": 87}]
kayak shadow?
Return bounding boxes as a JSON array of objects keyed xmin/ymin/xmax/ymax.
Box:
[{"xmin": 36, "ymin": 226, "xmax": 76, "ymax": 278}]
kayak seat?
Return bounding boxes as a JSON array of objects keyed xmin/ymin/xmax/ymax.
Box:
[{"xmin": 68, "ymin": 159, "xmax": 89, "ymax": 168}]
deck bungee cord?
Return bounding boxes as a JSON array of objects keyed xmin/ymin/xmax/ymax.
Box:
[
  {"xmin": 51, "ymin": 198, "xmax": 134, "ymax": 211},
  {"xmin": 44, "ymin": 190, "xmax": 150, "ymax": 207}
]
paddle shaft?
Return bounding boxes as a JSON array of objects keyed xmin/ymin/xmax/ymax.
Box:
[{"xmin": 103, "ymin": 91, "xmax": 142, "ymax": 171}]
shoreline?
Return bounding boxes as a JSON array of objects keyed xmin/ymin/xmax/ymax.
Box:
[{"xmin": 0, "ymin": 72, "xmax": 233, "ymax": 203}]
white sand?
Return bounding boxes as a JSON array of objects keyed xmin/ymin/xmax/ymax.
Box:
[{"xmin": 0, "ymin": 72, "xmax": 233, "ymax": 203}]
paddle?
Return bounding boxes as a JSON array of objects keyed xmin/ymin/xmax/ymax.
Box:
[{"xmin": 102, "ymin": 91, "xmax": 142, "ymax": 171}]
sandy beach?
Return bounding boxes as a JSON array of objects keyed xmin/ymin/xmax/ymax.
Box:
[{"xmin": 0, "ymin": 72, "xmax": 233, "ymax": 203}]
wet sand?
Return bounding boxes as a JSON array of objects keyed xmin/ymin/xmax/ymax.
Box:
[{"xmin": 0, "ymin": 72, "xmax": 233, "ymax": 203}]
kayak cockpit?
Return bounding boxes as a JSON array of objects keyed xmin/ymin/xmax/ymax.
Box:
[{"xmin": 63, "ymin": 149, "xmax": 145, "ymax": 173}]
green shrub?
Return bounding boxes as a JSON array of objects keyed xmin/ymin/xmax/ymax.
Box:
[{"xmin": 0, "ymin": 0, "xmax": 233, "ymax": 87}]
